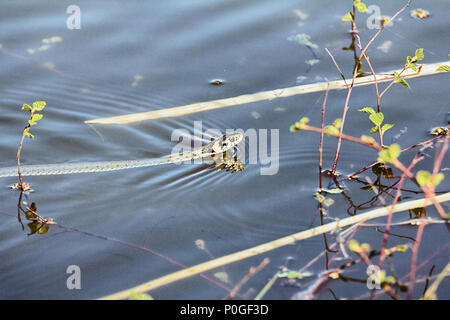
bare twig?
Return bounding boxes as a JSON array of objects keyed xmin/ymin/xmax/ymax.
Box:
[{"xmin": 224, "ymin": 258, "xmax": 270, "ymax": 300}]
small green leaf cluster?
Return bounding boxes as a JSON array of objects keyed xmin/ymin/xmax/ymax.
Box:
[
  {"xmin": 278, "ymin": 270, "xmax": 313, "ymax": 280},
  {"xmin": 22, "ymin": 101, "xmax": 46, "ymax": 139},
  {"xmin": 342, "ymin": 0, "xmax": 367, "ymax": 21},
  {"xmin": 325, "ymin": 118, "xmax": 342, "ymax": 135},
  {"xmin": 290, "ymin": 117, "xmax": 309, "ymax": 132},
  {"xmin": 378, "ymin": 144, "xmax": 401, "ymax": 164},
  {"xmin": 24, "ymin": 203, "xmax": 50, "ymax": 235},
  {"xmin": 436, "ymin": 55, "xmax": 450, "ymax": 72},
  {"xmin": 384, "ymin": 244, "xmax": 409, "ymax": 255},
  {"xmin": 314, "ymin": 192, "xmax": 335, "ymax": 207},
  {"xmin": 393, "ymin": 49, "xmax": 425, "ymax": 88},
  {"xmin": 348, "ymin": 239, "xmax": 371, "ymax": 253},
  {"xmin": 405, "ymin": 48, "xmax": 424, "ymax": 72},
  {"xmin": 367, "ymin": 269, "xmax": 396, "ymax": 286},
  {"xmin": 358, "ymin": 107, "xmax": 394, "ymax": 134},
  {"xmin": 416, "ymin": 170, "xmax": 444, "ymax": 188}
]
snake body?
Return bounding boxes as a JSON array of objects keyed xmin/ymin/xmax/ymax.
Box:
[{"xmin": 0, "ymin": 133, "xmax": 243, "ymax": 178}]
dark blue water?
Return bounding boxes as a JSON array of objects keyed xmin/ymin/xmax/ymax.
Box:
[{"xmin": 0, "ymin": 0, "xmax": 449, "ymax": 299}]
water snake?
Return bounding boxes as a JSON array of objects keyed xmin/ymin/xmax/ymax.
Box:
[{"xmin": 0, "ymin": 133, "xmax": 243, "ymax": 178}]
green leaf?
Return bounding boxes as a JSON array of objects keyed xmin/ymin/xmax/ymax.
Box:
[
  {"xmin": 25, "ymin": 132, "xmax": 34, "ymax": 139},
  {"xmin": 415, "ymin": 171, "xmax": 442, "ymax": 187},
  {"xmin": 129, "ymin": 292, "xmax": 153, "ymax": 300},
  {"xmin": 25, "ymin": 203, "xmax": 38, "ymax": 220},
  {"xmin": 381, "ymin": 123, "xmax": 394, "ymax": 133},
  {"xmin": 32, "ymin": 101, "xmax": 46, "ymax": 111},
  {"xmin": 314, "ymin": 192, "xmax": 325, "ymax": 203},
  {"xmin": 290, "ymin": 117, "xmax": 310, "ymax": 132},
  {"xmin": 31, "ymin": 113, "xmax": 43, "ymax": 122},
  {"xmin": 359, "ymin": 107, "xmax": 376, "ymax": 115},
  {"xmin": 22, "ymin": 104, "xmax": 32, "ymax": 111},
  {"xmin": 384, "ymin": 276, "xmax": 396, "ymax": 284},
  {"xmin": 323, "ymin": 197, "xmax": 335, "ymax": 207},
  {"xmin": 436, "ymin": 65, "xmax": 450, "ymax": 72},
  {"xmin": 355, "ymin": 2, "xmax": 367, "ymax": 12},
  {"xmin": 361, "ymin": 135, "xmax": 375, "ymax": 144},
  {"xmin": 370, "ymin": 126, "xmax": 379, "ymax": 133},
  {"xmin": 332, "ymin": 118, "xmax": 342, "ymax": 129},
  {"xmin": 415, "ymin": 48, "xmax": 424, "ymax": 61},
  {"xmin": 407, "ymin": 63, "xmax": 417, "ymax": 72},
  {"xmin": 395, "ymin": 77, "xmax": 410, "ymax": 88},
  {"xmin": 361, "ymin": 185, "xmax": 373, "ymax": 191},
  {"xmin": 348, "ymin": 240, "xmax": 360, "ymax": 252},
  {"xmin": 416, "ymin": 170, "xmax": 432, "ymax": 187},
  {"xmin": 278, "ymin": 270, "xmax": 314, "ymax": 279},
  {"xmin": 322, "ymin": 188, "xmax": 343, "ymax": 194},
  {"xmin": 28, "ymin": 113, "xmax": 43, "ymax": 126},
  {"xmin": 325, "ymin": 125, "xmax": 340, "ymax": 135},
  {"xmin": 369, "ymin": 112, "xmax": 384, "ymax": 127},
  {"xmin": 372, "ymin": 163, "xmax": 394, "ymax": 178},
  {"xmin": 342, "ymin": 12, "xmax": 353, "ymax": 21},
  {"xmin": 378, "ymin": 144, "xmax": 401, "ymax": 164},
  {"xmin": 432, "ymin": 173, "xmax": 444, "ymax": 187},
  {"xmin": 38, "ymin": 224, "xmax": 50, "ymax": 234},
  {"xmin": 214, "ymin": 272, "xmax": 229, "ymax": 283}
]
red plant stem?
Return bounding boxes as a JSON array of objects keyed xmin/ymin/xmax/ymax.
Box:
[
  {"xmin": 408, "ymin": 218, "xmax": 427, "ymax": 299},
  {"xmin": 16, "ymin": 131, "xmax": 26, "ymax": 189},
  {"xmin": 325, "ymin": 48, "xmax": 349, "ymax": 88},
  {"xmin": 432, "ymin": 132, "xmax": 449, "ymax": 176},
  {"xmin": 303, "ymin": 125, "xmax": 381, "ymax": 150},
  {"xmin": 329, "ymin": 0, "xmax": 411, "ymax": 175},
  {"xmin": 356, "ymin": 45, "xmax": 384, "ymax": 146},
  {"xmin": 378, "ymin": 156, "xmax": 421, "ymax": 267},
  {"xmin": 349, "ymin": 136, "xmax": 443, "ymax": 178},
  {"xmin": 319, "ymin": 89, "xmax": 329, "ymax": 190}
]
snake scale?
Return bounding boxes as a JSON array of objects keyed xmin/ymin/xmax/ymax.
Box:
[{"xmin": 0, "ymin": 133, "xmax": 243, "ymax": 178}]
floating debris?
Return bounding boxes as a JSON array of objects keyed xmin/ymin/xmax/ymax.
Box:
[
  {"xmin": 410, "ymin": 8, "xmax": 430, "ymax": 19},
  {"xmin": 274, "ymin": 107, "xmax": 286, "ymax": 112},
  {"xmin": 293, "ymin": 9, "xmax": 309, "ymax": 26},
  {"xmin": 251, "ymin": 111, "xmax": 261, "ymax": 119},
  {"xmin": 42, "ymin": 36, "xmax": 62, "ymax": 44},
  {"xmin": 26, "ymin": 36, "xmax": 62, "ymax": 54},
  {"xmin": 377, "ymin": 40, "xmax": 392, "ymax": 53},
  {"xmin": 296, "ymin": 75, "xmax": 307, "ymax": 83},
  {"xmin": 38, "ymin": 44, "xmax": 51, "ymax": 52},
  {"xmin": 209, "ymin": 79, "xmax": 224, "ymax": 86},
  {"xmin": 293, "ymin": 9, "xmax": 309, "ymax": 21},
  {"xmin": 10, "ymin": 182, "xmax": 32, "ymax": 192},
  {"xmin": 305, "ymin": 59, "xmax": 320, "ymax": 67},
  {"xmin": 287, "ymin": 33, "xmax": 319, "ymax": 49},
  {"xmin": 195, "ymin": 239, "xmax": 206, "ymax": 250},
  {"xmin": 131, "ymin": 74, "xmax": 143, "ymax": 87},
  {"xmin": 42, "ymin": 62, "xmax": 55, "ymax": 70}
]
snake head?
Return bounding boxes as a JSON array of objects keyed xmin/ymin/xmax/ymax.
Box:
[{"xmin": 211, "ymin": 132, "xmax": 243, "ymax": 154}]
